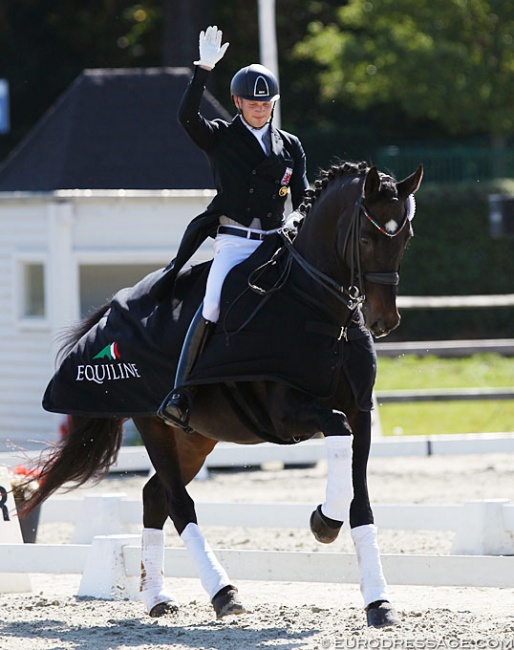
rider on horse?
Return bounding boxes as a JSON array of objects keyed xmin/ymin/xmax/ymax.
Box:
[{"xmin": 158, "ymin": 25, "xmax": 309, "ymax": 429}]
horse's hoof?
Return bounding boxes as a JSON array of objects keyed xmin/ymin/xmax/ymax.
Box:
[
  {"xmin": 149, "ymin": 600, "xmax": 179, "ymax": 618},
  {"xmin": 310, "ymin": 505, "xmax": 343, "ymax": 543},
  {"xmin": 366, "ymin": 601, "xmax": 400, "ymax": 628},
  {"xmin": 212, "ymin": 585, "xmax": 246, "ymax": 619}
]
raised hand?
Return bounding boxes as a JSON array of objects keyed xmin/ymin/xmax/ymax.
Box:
[{"xmin": 194, "ymin": 25, "xmax": 230, "ymax": 70}]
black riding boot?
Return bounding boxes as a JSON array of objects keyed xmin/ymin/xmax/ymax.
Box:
[{"xmin": 158, "ymin": 306, "xmax": 215, "ymax": 428}]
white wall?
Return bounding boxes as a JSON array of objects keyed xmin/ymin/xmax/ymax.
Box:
[{"xmin": 0, "ymin": 190, "xmax": 214, "ymax": 451}]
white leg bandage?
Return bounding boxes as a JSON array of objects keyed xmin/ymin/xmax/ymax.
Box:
[
  {"xmin": 140, "ymin": 528, "xmax": 177, "ymax": 613},
  {"xmin": 351, "ymin": 524, "xmax": 389, "ymax": 607},
  {"xmin": 181, "ymin": 522, "xmax": 231, "ymax": 600},
  {"xmin": 321, "ymin": 435, "xmax": 353, "ymax": 522}
]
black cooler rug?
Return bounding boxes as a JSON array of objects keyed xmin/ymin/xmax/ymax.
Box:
[{"xmin": 43, "ymin": 235, "xmax": 375, "ymax": 417}]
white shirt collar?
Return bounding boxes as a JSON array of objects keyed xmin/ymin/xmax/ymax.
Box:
[{"xmin": 239, "ymin": 116, "xmax": 271, "ymax": 155}]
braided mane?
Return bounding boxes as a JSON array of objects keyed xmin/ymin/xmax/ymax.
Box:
[{"xmin": 299, "ymin": 160, "xmax": 397, "ymax": 216}]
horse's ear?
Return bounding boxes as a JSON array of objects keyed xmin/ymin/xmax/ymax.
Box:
[
  {"xmin": 397, "ymin": 164, "xmax": 424, "ymax": 197},
  {"xmin": 363, "ymin": 166, "xmax": 381, "ymax": 199}
]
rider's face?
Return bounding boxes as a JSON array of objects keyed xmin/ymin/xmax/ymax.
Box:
[{"xmin": 234, "ymin": 97, "xmax": 273, "ymax": 129}]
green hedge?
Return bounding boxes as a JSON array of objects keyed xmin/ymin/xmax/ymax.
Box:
[{"xmin": 391, "ymin": 179, "xmax": 514, "ymax": 341}]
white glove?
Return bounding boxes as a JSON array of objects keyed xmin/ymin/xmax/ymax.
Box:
[{"xmin": 194, "ymin": 25, "xmax": 229, "ymax": 69}]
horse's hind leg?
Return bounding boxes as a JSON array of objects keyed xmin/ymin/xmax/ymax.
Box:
[
  {"xmin": 174, "ymin": 426, "xmax": 246, "ymax": 619},
  {"xmin": 134, "ymin": 416, "xmax": 245, "ymax": 620},
  {"xmin": 140, "ymin": 473, "xmax": 179, "ymax": 617},
  {"xmin": 349, "ymin": 410, "xmax": 399, "ymax": 628}
]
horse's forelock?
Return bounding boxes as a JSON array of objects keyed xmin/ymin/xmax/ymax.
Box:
[{"xmin": 377, "ymin": 174, "xmax": 398, "ymax": 199}]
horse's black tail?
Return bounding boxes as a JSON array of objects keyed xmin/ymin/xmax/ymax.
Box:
[
  {"xmin": 21, "ymin": 302, "xmax": 124, "ymax": 515},
  {"xmin": 21, "ymin": 415, "xmax": 124, "ymax": 515},
  {"xmin": 57, "ymin": 303, "xmax": 110, "ymax": 363}
]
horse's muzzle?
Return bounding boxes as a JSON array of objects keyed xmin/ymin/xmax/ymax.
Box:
[{"xmin": 363, "ymin": 303, "xmax": 401, "ymax": 338}]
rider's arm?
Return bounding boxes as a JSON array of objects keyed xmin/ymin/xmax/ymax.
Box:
[
  {"xmin": 178, "ymin": 26, "xmax": 229, "ymax": 152},
  {"xmin": 178, "ymin": 66, "xmax": 219, "ymax": 152}
]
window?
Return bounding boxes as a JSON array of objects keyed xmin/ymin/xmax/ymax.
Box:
[
  {"xmin": 79, "ymin": 264, "xmax": 161, "ymax": 317},
  {"xmin": 21, "ymin": 262, "xmax": 46, "ymax": 318}
]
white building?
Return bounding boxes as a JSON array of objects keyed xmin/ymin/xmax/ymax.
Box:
[
  {"xmin": 0, "ymin": 68, "xmax": 228, "ymax": 451},
  {"xmin": 0, "ymin": 189, "xmax": 217, "ymax": 452}
]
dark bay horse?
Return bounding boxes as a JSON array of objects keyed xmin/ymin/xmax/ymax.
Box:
[{"xmin": 23, "ymin": 161, "xmax": 423, "ymax": 628}]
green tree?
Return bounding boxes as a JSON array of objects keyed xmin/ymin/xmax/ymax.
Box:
[{"xmin": 293, "ymin": 0, "xmax": 514, "ymax": 144}]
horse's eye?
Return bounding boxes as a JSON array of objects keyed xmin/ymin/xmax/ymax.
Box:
[{"xmin": 360, "ymin": 236, "xmax": 370, "ymax": 245}]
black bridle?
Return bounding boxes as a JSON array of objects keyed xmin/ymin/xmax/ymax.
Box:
[
  {"xmin": 276, "ymin": 192, "xmax": 410, "ymax": 314},
  {"xmin": 343, "ymin": 195, "xmax": 411, "ymax": 292}
]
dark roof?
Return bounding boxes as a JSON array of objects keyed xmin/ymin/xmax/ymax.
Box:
[{"xmin": 0, "ymin": 67, "xmax": 231, "ymax": 191}]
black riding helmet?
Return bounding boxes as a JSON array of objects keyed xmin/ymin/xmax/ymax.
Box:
[{"xmin": 230, "ymin": 64, "xmax": 280, "ymax": 101}]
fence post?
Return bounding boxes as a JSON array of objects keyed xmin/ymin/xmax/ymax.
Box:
[
  {"xmin": 451, "ymin": 499, "xmax": 514, "ymax": 555},
  {"xmin": 72, "ymin": 493, "xmax": 128, "ymax": 543},
  {"xmin": 77, "ymin": 534, "xmax": 140, "ymax": 600},
  {"xmin": 0, "ymin": 467, "xmax": 31, "ymax": 593}
]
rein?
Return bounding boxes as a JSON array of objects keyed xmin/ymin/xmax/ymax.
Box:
[{"xmin": 279, "ymin": 228, "xmax": 364, "ymax": 311}]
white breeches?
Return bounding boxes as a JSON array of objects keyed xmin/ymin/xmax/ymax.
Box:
[{"xmin": 202, "ymin": 232, "xmax": 264, "ymax": 322}]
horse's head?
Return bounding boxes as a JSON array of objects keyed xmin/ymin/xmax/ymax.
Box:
[
  {"xmin": 292, "ymin": 161, "xmax": 423, "ymax": 339},
  {"xmin": 357, "ymin": 165, "xmax": 423, "ymax": 337}
]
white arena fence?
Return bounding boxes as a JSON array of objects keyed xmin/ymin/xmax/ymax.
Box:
[
  {"xmin": 1, "ymin": 495, "xmax": 513, "ymax": 595},
  {"xmin": 37, "ymin": 494, "xmax": 514, "ymax": 555},
  {"xmin": 1, "ymin": 431, "xmax": 513, "ymax": 595},
  {"xmin": 1, "ymin": 538, "xmax": 513, "ymax": 599},
  {"xmin": 2, "ymin": 433, "xmax": 514, "ymax": 478},
  {"xmin": 397, "ymin": 294, "xmax": 514, "ymax": 309}
]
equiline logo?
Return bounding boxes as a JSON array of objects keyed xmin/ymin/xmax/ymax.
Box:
[
  {"xmin": 93, "ymin": 342, "xmax": 121, "ymax": 361},
  {"xmin": 75, "ymin": 342, "xmax": 141, "ymax": 385}
]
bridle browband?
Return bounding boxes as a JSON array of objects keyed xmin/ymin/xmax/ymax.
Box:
[{"xmin": 361, "ymin": 199, "xmax": 411, "ymax": 239}]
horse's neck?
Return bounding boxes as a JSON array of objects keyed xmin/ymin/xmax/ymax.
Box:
[
  {"xmin": 294, "ymin": 180, "xmax": 356, "ymax": 282},
  {"xmin": 289, "ymin": 183, "xmax": 357, "ymax": 318}
]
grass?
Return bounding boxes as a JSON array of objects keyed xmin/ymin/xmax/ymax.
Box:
[{"xmin": 374, "ymin": 354, "xmax": 514, "ymax": 436}]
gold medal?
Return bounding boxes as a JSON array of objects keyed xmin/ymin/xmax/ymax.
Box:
[{"xmin": 279, "ymin": 186, "xmax": 289, "ymax": 197}]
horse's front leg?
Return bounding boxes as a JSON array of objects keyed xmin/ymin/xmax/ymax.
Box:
[
  {"xmin": 310, "ymin": 409, "xmax": 354, "ymax": 543},
  {"xmin": 134, "ymin": 417, "xmax": 245, "ymax": 620},
  {"xmin": 349, "ymin": 409, "xmax": 399, "ymax": 628}
]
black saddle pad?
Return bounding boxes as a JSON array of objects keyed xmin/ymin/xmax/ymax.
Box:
[
  {"xmin": 187, "ymin": 235, "xmax": 346, "ymax": 398},
  {"xmin": 43, "ymin": 234, "xmax": 375, "ymax": 417}
]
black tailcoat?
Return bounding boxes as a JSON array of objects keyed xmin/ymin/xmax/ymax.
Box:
[{"xmin": 152, "ymin": 66, "xmax": 309, "ymax": 299}]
